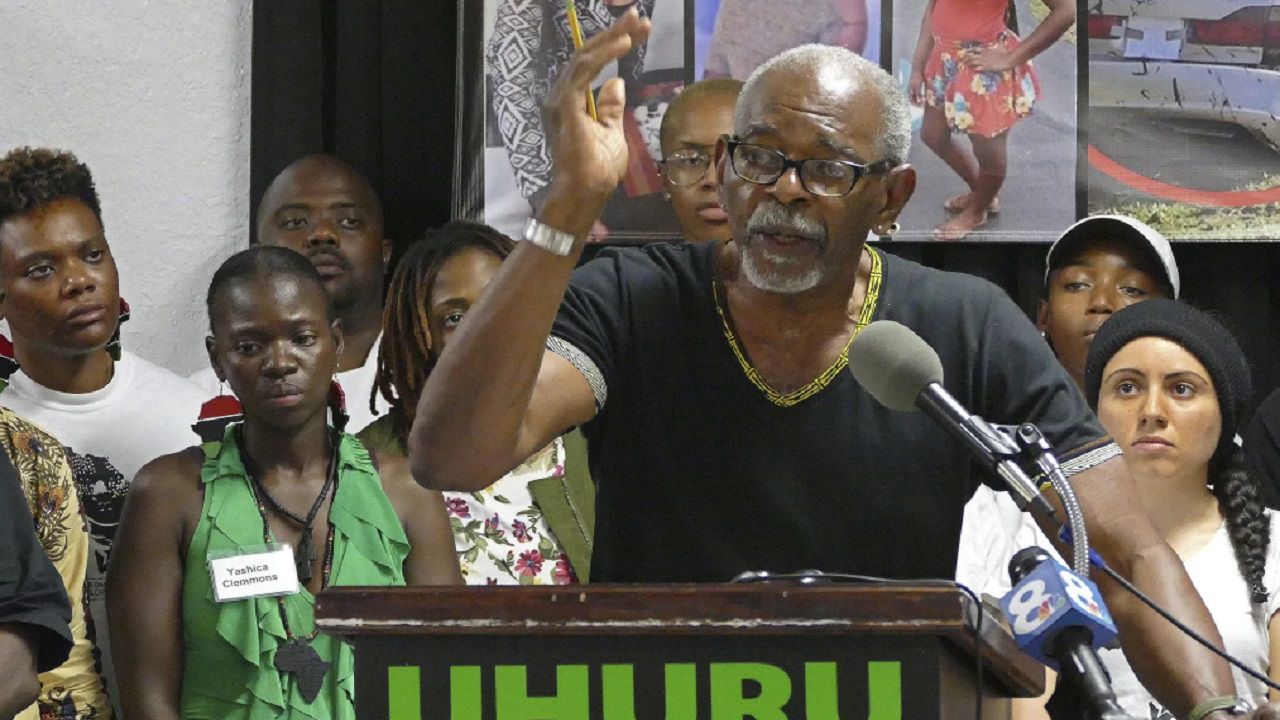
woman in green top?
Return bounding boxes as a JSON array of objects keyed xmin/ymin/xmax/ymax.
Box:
[{"xmin": 107, "ymin": 247, "xmax": 461, "ymax": 720}]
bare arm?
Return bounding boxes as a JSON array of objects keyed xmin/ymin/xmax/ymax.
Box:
[
  {"xmin": 1011, "ymin": 670, "xmax": 1054, "ymax": 720},
  {"xmin": 0, "ymin": 625, "xmax": 39, "ymax": 719},
  {"xmin": 911, "ymin": 0, "xmax": 937, "ymax": 70},
  {"xmin": 1050, "ymin": 457, "xmax": 1239, "ymax": 718},
  {"xmin": 968, "ymin": 0, "xmax": 1072, "ymax": 71},
  {"xmin": 409, "ymin": 11, "xmax": 651, "ymax": 492},
  {"xmin": 907, "ymin": 0, "xmax": 937, "ymax": 105},
  {"xmin": 376, "ymin": 450, "xmax": 463, "ymax": 585},
  {"xmin": 106, "ymin": 451, "xmax": 201, "ymax": 720}
]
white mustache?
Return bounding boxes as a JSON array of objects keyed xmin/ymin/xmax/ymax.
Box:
[{"xmin": 746, "ymin": 202, "xmax": 825, "ymax": 242}]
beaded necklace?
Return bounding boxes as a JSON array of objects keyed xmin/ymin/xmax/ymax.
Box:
[{"xmin": 236, "ymin": 426, "xmax": 340, "ymax": 703}]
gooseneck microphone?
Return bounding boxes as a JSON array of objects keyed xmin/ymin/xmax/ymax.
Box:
[
  {"xmin": 1007, "ymin": 548, "xmax": 1136, "ymax": 720},
  {"xmin": 847, "ymin": 320, "xmax": 1055, "ymax": 520}
]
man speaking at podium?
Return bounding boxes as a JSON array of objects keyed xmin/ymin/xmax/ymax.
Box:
[{"xmin": 410, "ymin": 10, "xmax": 1276, "ymax": 719}]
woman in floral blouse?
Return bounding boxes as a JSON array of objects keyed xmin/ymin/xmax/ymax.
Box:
[
  {"xmin": 2, "ymin": 406, "xmax": 112, "ymax": 719},
  {"xmin": 360, "ymin": 221, "xmax": 595, "ymax": 585}
]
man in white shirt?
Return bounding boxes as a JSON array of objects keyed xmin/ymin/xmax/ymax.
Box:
[
  {"xmin": 189, "ymin": 155, "xmax": 391, "ymax": 432},
  {"xmin": 0, "ymin": 146, "xmax": 206, "ymax": 705}
]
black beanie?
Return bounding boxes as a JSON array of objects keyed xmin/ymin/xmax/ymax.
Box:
[{"xmin": 1084, "ymin": 299, "xmax": 1251, "ymax": 465}]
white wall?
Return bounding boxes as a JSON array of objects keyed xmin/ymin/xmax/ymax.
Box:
[{"xmin": 0, "ymin": 1, "xmax": 253, "ymax": 375}]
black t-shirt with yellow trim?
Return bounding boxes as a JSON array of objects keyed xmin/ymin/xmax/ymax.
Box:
[{"xmin": 551, "ymin": 241, "xmax": 1105, "ymax": 583}]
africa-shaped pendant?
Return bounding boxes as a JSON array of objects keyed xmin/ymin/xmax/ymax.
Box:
[{"xmin": 275, "ymin": 638, "xmax": 330, "ymax": 703}]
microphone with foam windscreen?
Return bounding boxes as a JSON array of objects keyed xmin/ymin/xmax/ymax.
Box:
[{"xmin": 848, "ymin": 321, "xmax": 1054, "ymax": 518}]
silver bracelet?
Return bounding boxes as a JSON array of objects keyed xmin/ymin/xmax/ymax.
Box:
[{"xmin": 522, "ymin": 218, "xmax": 577, "ymax": 257}]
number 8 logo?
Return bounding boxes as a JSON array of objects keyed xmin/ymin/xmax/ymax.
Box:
[
  {"xmin": 1006, "ymin": 579, "xmax": 1051, "ymax": 635},
  {"xmin": 1058, "ymin": 570, "xmax": 1101, "ymax": 617}
]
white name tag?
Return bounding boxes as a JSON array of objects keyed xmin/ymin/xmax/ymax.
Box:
[{"xmin": 209, "ymin": 545, "xmax": 300, "ymax": 602}]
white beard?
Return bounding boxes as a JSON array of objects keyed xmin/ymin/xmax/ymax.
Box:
[{"xmin": 740, "ymin": 244, "xmax": 823, "ymax": 294}]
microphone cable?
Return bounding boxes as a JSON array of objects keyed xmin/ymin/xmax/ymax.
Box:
[
  {"xmin": 1043, "ymin": 492, "xmax": 1280, "ymax": 693},
  {"xmin": 1085, "ymin": 552, "xmax": 1280, "ymax": 693},
  {"xmin": 1020, "ymin": 446, "xmax": 1276, "ymax": 695}
]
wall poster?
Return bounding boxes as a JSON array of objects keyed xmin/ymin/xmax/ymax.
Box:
[{"xmin": 455, "ymin": 0, "xmax": 1280, "ymax": 243}]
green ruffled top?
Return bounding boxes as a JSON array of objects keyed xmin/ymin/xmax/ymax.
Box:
[{"xmin": 180, "ymin": 424, "xmax": 408, "ymax": 720}]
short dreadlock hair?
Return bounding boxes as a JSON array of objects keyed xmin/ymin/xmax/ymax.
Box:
[
  {"xmin": 0, "ymin": 147, "xmax": 102, "ymax": 230},
  {"xmin": 372, "ymin": 220, "xmax": 514, "ymax": 437}
]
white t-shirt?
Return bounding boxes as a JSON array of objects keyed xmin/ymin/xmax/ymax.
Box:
[
  {"xmin": 2, "ymin": 350, "xmax": 205, "ymax": 703},
  {"xmin": 187, "ymin": 332, "xmax": 389, "ymax": 434},
  {"xmin": 956, "ymin": 485, "xmax": 1059, "ymax": 597},
  {"xmin": 1103, "ymin": 512, "xmax": 1280, "ymax": 716},
  {"xmin": 959, "ymin": 495, "xmax": 1280, "ymax": 715}
]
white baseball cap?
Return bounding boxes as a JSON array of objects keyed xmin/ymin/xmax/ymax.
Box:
[{"xmin": 1044, "ymin": 215, "xmax": 1180, "ymax": 299}]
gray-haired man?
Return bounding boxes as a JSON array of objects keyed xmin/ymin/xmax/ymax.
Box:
[{"xmin": 411, "ymin": 13, "xmax": 1275, "ymax": 719}]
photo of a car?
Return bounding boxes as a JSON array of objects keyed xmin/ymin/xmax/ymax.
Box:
[
  {"xmin": 1086, "ymin": 0, "xmax": 1280, "ymax": 240},
  {"xmin": 1088, "ymin": 0, "xmax": 1280, "ymax": 151}
]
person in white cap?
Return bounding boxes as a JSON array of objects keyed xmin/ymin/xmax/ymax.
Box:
[
  {"xmin": 1037, "ymin": 214, "xmax": 1180, "ymax": 389},
  {"xmin": 955, "ymin": 213, "xmax": 1182, "ymax": 638}
]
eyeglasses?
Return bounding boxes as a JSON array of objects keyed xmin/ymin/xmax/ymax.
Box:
[
  {"xmin": 659, "ymin": 148, "xmax": 713, "ymax": 187},
  {"xmin": 725, "ymin": 137, "xmax": 893, "ymax": 197}
]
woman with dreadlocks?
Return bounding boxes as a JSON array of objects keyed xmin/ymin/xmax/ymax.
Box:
[
  {"xmin": 360, "ymin": 221, "xmax": 594, "ymax": 584},
  {"xmin": 1007, "ymin": 299, "xmax": 1280, "ymax": 718}
]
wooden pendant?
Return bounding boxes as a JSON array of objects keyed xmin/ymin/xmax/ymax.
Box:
[{"xmin": 275, "ymin": 638, "xmax": 330, "ymax": 703}]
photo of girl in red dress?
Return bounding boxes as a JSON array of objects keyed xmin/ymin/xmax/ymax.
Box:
[{"xmin": 906, "ymin": 0, "xmax": 1074, "ymax": 240}]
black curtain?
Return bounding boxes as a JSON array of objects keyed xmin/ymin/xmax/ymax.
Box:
[
  {"xmin": 251, "ymin": 0, "xmax": 456, "ymax": 261},
  {"xmin": 252, "ymin": 0, "xmax": 1280, "ymax": 407}
]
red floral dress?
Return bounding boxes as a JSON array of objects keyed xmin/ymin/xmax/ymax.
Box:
[{"xmin": 924, "ymin": 30, "xmax": 1039, "ymax": 137}]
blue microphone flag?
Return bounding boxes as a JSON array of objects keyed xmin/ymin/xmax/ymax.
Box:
[{"xmin": 1000, "ymin": 557, "xmax": 1118, "ymax": 669}]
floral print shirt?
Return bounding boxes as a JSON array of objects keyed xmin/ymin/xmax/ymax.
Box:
[
  {"xmin": 2, "ymin": 407, "xmax": 113, "ymax": 720},
  {"xmin": 444, "ymin": 436, "xmax": 577, "ymax": 585}
]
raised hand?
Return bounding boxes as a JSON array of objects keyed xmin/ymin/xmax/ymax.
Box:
[{"xmin": 541, "ymin": 8, "xmax": 651, "ymax": 234}]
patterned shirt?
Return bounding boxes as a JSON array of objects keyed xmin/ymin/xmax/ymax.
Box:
[
  {"xmin": 486, "ymin": 0, "xmax": 656, "ymax": 206},
  {"xmin": 445, "ymin": 437, "xmax": 577, "ymax": 585},
  {"xmin": 2, "ymin": 407, "xmax": 112, "ymax": 720}
]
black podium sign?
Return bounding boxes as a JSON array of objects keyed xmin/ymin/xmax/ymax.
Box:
[{"xmin": 317, "ymin": 584, "xmax": 1041, "ymax": 720}]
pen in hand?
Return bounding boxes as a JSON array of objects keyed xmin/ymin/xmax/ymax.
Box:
[{"xmin": 566, "ymin": 0, "xmax": 599, "ymax": 121}]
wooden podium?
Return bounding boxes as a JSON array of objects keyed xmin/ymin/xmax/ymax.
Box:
[{"xmin": 316, "ymin": 584, "xmax": 1042, "ymax": 719}]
